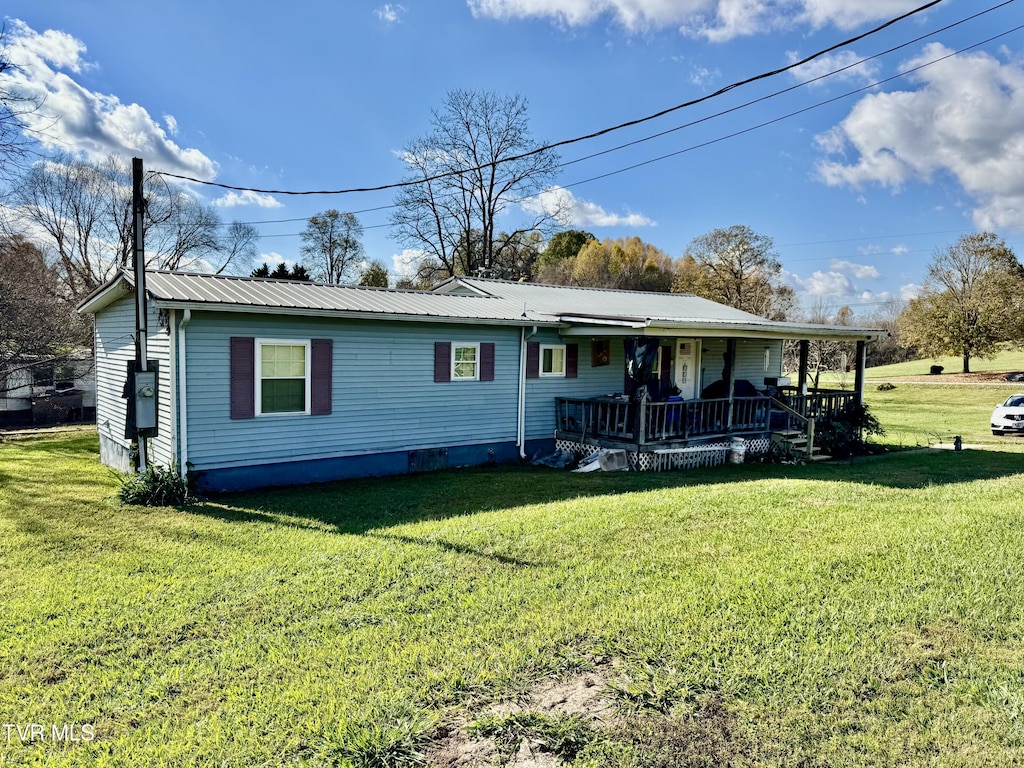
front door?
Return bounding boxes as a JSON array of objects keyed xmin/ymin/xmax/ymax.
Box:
[{"xmin": 674, "ymin": 339, "xmax": 700, "ymax": 399}]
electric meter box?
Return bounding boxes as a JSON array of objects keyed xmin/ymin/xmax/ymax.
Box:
[{"xmin": 135, "ymin": 370, "xmax": 158, "ymax": 430}]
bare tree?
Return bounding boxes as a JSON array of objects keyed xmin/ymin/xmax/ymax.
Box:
[
  {"xmin": 299, "ymin": 209, "xmax": 365, "ymax": 284},
  {"xmin": 0, "ymin": 235, "xmax": 90, "ymax": 394},
  {"xmin": 390, "ymin": 90, "xmax": 561, "ymax": 282},
  {"xmin": 3, "ymin": 154, "xmax": 257, "ymax": 298}
]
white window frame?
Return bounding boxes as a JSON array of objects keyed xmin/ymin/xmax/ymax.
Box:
[
  {"xmin": 451, "ymin": 342, "xmax": 480, "ymax": 381},
  {"xmin": 540, "ymin": 344, "xmax": 567, "ymax": 378},
  {"xmin": 255, "ymin": 338, "xmax": 311, "ymax": 417}
]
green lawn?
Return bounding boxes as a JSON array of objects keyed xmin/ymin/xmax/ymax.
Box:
[
  {"xmin": 2, "ymin": 417, "xmax": 1024, "ymax": 765},
  {"xmin": 866, "ymin": 384, "xmax": 1024, "ymax": 447}
]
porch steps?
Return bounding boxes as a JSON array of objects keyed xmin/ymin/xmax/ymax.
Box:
[{"xmin": 772, "ymin": 430, "xmax": 830, "ymax": 462}]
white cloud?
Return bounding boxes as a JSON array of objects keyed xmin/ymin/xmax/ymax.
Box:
[
  {"xmin": 785, "ymin": 49, "xmax": 880, "ymax": 87},
  {"xmin": 830, "ymin": 259, "xmax": 880, "ymax": 279},
  {"xmin": 392, "ymin": 248, "xmax": 424, "ymax": 279},
  {"xmin": 375, "ymin": 4, "xmax": 407, "ymax": 23},
  {"xmin": 793, "ymin": 269, "xmax": 855, "ymax": 299},
  {"xmin": 900, "ymin": 282, "xmax": 921, "ymax": 300},
  {"xmin": 689, "ymin": 65, "xmax": 718, "ymax": 88},
  {"xmin": 213, "ymin": 190, "xmax": 283, "ymax": 208},
  {"xmin": 522, "ymin": 185, "xmax": 655, "ymax": 227},
  {"xmin": 468, "ymin": 0, "xmax": 707, "ymax": 31},
  {"xmin": 860, "ymin": 290, "xmax": 892, "ymax": 304},
  {"xmin": 0, "ymin": 19, "xmax": 216, "ymax": 179},
  {"xmin": 467, "ymin": 0, "xmax": 926, "ymax": 41},
  {"xmin": 163, "ymin": 114, "xmax": 178, "ymax": 136},
  {"xmin": 798, "ymin": 0, "xmax": 925, "ymax": 32},
  {"xmin": 890, "ymin": 244, "xmax": 908, "ymax": 255},
  {"xmin": 258, "ymin": 252, "xmax": 288, "ymax": 267},
  {"xmin": 787, "ymin": 260, "xmax": 887, "ymax": 305},
  {"xmin": 815, "ymin": 44, "xmax": 1024, "ymax": 228}
]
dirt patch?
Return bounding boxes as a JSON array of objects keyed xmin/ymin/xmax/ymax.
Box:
[
  {"xmin": 423, "ymin": 661, "xmax": 750, "ymax": 767},
  {"xmin": 601, "ymin": 697, "xmax": 746, "ymax": 768},
  {"xmin": 486, "ymin": 669, "xmax": 616, "ymax": 724},
  {"xmin": 424, "ymin": 664, "xmax": 616, "ymax": 767}
]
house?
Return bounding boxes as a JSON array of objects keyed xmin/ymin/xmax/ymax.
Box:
[
  {"xmin": 77, "ymin": 270, "xmax": 885, "ymax": 492},
  {"xmin": 0, "ymin": 353, "xmax": 96, "ymax": 428}
]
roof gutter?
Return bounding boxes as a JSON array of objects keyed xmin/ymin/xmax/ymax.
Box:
[{"xmin": 146, "ymin": 300, "xmax": 566, "ymax": 328}]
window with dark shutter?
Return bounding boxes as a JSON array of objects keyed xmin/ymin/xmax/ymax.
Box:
[
  {"xmin": 434, "ymin": 342, "xmax": 451, "ymax": 382},
  {"xmin": 310, "ymin": 339, "xmax": 333, "ymax": 415},
  {"xmin": 230, "ymin": 337, "xmax": 256, "ymax": 420},
  {"xmin": 566, "ymin": 344, "xmax": 578, "ymax": 379},
  {"xmin": 526, "ymin": 341, "xmax": 540, "ymax": 379},
  {"xmin": 480, "ymin": 343, "xmax": 495, "ymax": 381}
]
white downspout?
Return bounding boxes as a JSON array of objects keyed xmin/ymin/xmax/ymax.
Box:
[
  {"xmin": 517, "ymin": 324, "xmax": 538, "ymax": 458},
  {"xmin": 177, "ymin": 309, "xmax": 192, "ymax": 479},
  {"xmin": 168, "ymin": 309, "xmax": 177, "ymax": 469}
]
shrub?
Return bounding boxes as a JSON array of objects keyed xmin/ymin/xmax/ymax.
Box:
[
  {"xmin": 117, "ymin": 464, "xmax": 189, "ymax": 506},
  {"xmin": 815, "ymin": 403, "xmax": 885, "ymax": 459}
]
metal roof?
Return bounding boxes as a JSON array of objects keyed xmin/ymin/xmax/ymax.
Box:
[{"xmin": 78, "ymin": 270, "xmax": 886, "ymax": 340}]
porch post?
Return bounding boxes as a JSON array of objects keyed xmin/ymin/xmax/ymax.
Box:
[
  {"xmin": 854, "ymin": 340, "xmax": 866, "ymax": 408},
  {"xmin": 725, "ymin": 338, "xmax": 736, "ymax": 430},
  {"xmin": 798, "ymin": 340, "xmax": 809, "ymax": 396}
]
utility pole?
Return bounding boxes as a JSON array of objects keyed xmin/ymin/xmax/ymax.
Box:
[{"xmin": 132, "ymin": 157, "xmax": 149, "ymax": 471}]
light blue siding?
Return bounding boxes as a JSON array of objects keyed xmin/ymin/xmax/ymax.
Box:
[
  {"xmin": 147, "ymin": 306, "xmax": 175, "ymax": 467},
  {"xmin": 700, "ymin": 338, "xmax": 782, "ymax": 392},
  {"xmin": 182, "ymin": 312, "xmax": 524, "ymax": 471},
  {"xmin": 524, "ymin": 331, "xmax": 624, "ymax": 442},
  {"xmin": 93, "ymin": 296, "xmax": 175, "ymax": 471},
  {"xmin": 93, "ymin": 296, "xmax": 136, "ymax": 471}
]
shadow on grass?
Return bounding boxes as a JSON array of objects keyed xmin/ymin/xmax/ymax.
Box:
[{"xmin": 184, "ymin": 447, "xmax": 1024, "ymax": 536}]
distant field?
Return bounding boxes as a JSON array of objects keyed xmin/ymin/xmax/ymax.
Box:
[
  {"xmin": 866, "ymin": 383, "xmax": 1024, "ymax": 447},
  {"xmin": 865, "ymin": 349, "xmax": 1024, "ymax": 380}
]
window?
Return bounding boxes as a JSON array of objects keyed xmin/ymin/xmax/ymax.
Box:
[
  {"xmin": 452, "ymin": 343, "xmax": 480, "ymax": 381},
  {"xmin": 540, "ymin": 344, "xmax": 566, "ymax": 377},
  {"xmin": 256, "ymin": 339, "xmax": 310, "ymax": 415}
]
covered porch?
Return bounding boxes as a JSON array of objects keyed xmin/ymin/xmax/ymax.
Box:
[{"xmin": 551, "ymin": 335, "xmax": 872, "ymax": 463}]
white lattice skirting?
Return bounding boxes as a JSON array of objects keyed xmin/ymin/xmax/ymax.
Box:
[{"xmin": 555, "ymin": 436, "xmax": 774, "ymax": 472}]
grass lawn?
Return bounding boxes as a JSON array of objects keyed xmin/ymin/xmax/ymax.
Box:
[
  {"xmin": 866, "ymin": 384, "xmax": 1024, "ymax": 447},
  {"xmin": 3, "ymin": 409, "xmax": 1024, "ymax": 764}
]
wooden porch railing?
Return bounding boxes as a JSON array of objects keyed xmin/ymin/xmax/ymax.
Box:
[
  {"xmin": 778, "ymin": 388, "xmax": 857, "ymax": 421},
  {"xmin": 556, "ymin": 396, "xmax": 770, "ymax": 445},
  {"xmin": 555, "ymin": 388, "xmax": 855, "ymax": 447},
  {"xmin": 767, "ymin": 396, "xmax": 815, "ymax": 460}
]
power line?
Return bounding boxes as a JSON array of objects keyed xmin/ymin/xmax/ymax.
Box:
[
  {"xmin": 555, "ymin": 24, "xmax": 1024, "ymax": 192},
  {"xmin": 219, "ymin": 0, "xmax": 1010, "ymax": 231},
  {"xmin": 152, "ymin": 0, "xmax": 948, "ymax": 197},
  {"xmin": 552, "ymin": 0, "xmax": 1013, "ymax": 175},
  {"xmin": 191, "ymin": 10, "xmax": 1024, "ymax": 250}
]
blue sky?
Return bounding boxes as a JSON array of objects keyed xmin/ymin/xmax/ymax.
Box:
[{"xmin": 3, "ymin": 0, "xmax": 1023, "ymax": 317}]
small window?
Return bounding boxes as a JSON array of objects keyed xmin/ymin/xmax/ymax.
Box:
[
  {"xmin": 452, "ymin": 343, "xmax": 480, "ymax": 381},
  {"xmin": 256, "ymin": 339, "xmax": 310, "ymax": 415},
  {"xmin": 540, "ymin": 344, "xmax": 566, "ymax": 377}
]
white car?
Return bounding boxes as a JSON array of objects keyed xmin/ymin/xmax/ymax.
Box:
[{"xmin": 991, "ymin": 394, "xmax": 1024, "ymax": 435}]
